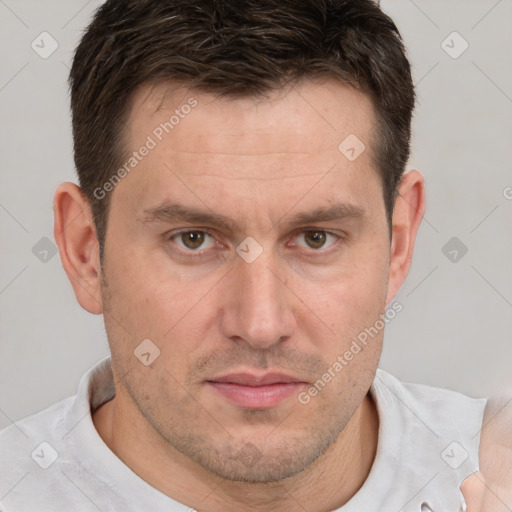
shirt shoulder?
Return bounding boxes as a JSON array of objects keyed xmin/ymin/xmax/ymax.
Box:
[
  {"xmin": 0, "ymin": 358, "xmax": 113, "ymax": 512},
  {"xmin": 0, "ymin": 396, "xmax": 87, "ymax": 511},
  {"xmin": 363, "ymin": 369, "xmax": 487, "ymax": 512},
  {"xmin": 0, "ymin": 357, "xmax": 188, "ymax": 512},
  {"xmin": 375, "ymin": 368, "xmax": 488, "ymax": 441}
]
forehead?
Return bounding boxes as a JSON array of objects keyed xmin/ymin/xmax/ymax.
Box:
[
  {"xmin": 126, "ymin": 77, "xmax": 376, "ymax": 157},
  {"xmin": 114, "ymin": 78, "xmax": 382, "ymax": 222}
]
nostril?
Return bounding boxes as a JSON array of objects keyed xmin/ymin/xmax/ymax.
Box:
[{"xmin": 420, "ymin": 503, "xmax": 433, "ymax": 512}]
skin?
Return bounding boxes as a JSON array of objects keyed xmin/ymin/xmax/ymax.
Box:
[
  {"xmin": 461, "ymin": 394, "xmax": 512, "ymax": 511},
  {"xmin": 53, "ymin": 78, "xmax": 425, "ymax": 511}
]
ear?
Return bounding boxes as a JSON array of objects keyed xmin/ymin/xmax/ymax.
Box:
[
  {"xmin": 385, "ymin": 170, "xmax": 426, "ymax": 305},
  {"xmin": 53, "ymin": 182, "xmax": 103, "ymax": 314}
]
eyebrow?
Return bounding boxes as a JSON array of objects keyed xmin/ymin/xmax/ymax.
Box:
[{"xmin": 140, "ymin": 200, "xmax": 365, "ymax": 232}]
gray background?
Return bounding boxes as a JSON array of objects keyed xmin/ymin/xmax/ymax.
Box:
[{"xmin": 1, "ymin": 0, "xmax": 511, "ymax": 430}]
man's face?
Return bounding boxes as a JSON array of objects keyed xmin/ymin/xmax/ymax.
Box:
[{"xmin": 100, "ymin": 78, "xmax": 391, "ymax": 482}]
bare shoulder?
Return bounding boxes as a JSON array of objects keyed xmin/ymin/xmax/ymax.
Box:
[{"xmin": 461, "ymin": 392, "xmax": 512, "ymax": 511}]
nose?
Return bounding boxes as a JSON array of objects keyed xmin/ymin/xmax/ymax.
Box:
[{"xmin": 219, "ymin": 248, "xmax": 296, "ymax": 350}]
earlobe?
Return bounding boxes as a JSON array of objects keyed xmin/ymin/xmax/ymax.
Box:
[
  {"xmin": 385, "ymin": 170, "xmax": 426, "ymax": 305},
  {"xmin": 53, "ymin": 182, "xmax": 103, "ymax": 315}
]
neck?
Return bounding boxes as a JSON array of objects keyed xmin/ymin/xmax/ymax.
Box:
[{"xmin": 93, "ymin": 390, "xmax": 379, "ymax": 511}]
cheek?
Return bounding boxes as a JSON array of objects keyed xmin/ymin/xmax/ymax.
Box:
[
  {"xmin": 301, "ymin": 249, "xmax": 388, "ymax": 332},
  {"xmin": 103, "ymin": 235, "xmax": 185, "ymax": 324},
  {"xmin": 102, "ymin": 252, "xmax": 218, "ymax": 381},
  {"xmin": 290, "ymin": 248, "xmax": 388, "ymax": 391}
]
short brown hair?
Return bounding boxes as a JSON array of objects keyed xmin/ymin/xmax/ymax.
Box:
[{"xmin": 69, "ymin": 0, "xmax": 415, "ymax": 260}]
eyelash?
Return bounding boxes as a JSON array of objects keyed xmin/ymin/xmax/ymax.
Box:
[{"xmin": 166, "ymin": 228, "xmax": 343, "ymax": 258}]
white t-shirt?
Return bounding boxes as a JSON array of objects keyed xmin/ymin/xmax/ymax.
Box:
[{"xmin": 0, "ymin": 357, "xmax": 487, "ymax": 512}]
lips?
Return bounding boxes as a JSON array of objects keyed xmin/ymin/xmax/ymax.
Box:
[
  {"xmin": 206, "ymin": 372, "xmax": 307, "ymax": 409},
  {"xmin": 209, "ymin": 372, "xmax": 304, "ymax": 386}
]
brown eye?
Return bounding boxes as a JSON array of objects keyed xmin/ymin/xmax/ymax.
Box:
[
  {"xmin": 299, "ymin": 230, "xmax": 337, "ymax": 249},
  {"xmin": 182, "ymin": 231, "xmax": 205, "ymax": 249},
  {"xmin": 303, "ymin": 231, "xmax": 327, "ymax": 249},
  {"xmin": 171, "ymin": 230, "xmax": 216, "ymax": 251}
]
